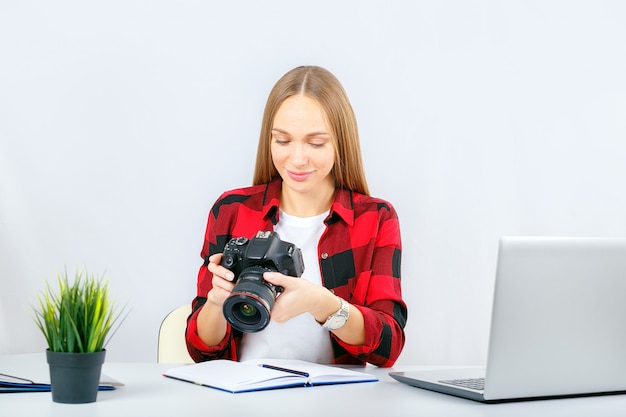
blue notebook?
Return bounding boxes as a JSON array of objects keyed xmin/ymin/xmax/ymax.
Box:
[
  {"xmin": 164, "ymin": 359, "xmax": 377, "ymax": 393},
  {"xmin": 0, "ymin": 372, "xmax": 119, "ymax": 393}
]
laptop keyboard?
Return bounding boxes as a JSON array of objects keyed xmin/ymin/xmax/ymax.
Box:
[{"xmin": 440, "ymin": 377, "xmax": 485, "ymax": 391}]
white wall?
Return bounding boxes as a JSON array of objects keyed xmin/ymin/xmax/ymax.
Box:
[{"xmin": 1, "ymin": 0, "xmax": 625, "ymax": 366}]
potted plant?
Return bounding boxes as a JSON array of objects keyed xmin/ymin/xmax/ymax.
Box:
[{"xmin": 32, "ymin": 268, "xmax": 125, "ymax": 403}]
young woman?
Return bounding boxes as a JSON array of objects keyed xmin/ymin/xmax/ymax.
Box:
[{"xmin": 185, "ymin": 66, "xmax": 407, "ymax": 367}]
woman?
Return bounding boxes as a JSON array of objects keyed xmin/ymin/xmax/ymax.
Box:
[{"xmin": 186, "ymin": 66, "xmax": 407, "ymax": 367}]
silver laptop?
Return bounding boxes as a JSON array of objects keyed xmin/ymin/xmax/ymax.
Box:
[{"xmin": 390, "ymin": 236, "xmax": 626, "ymax": 403}]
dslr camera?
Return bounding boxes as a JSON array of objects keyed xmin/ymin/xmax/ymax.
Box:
[{"xmin": 221, "ymin": 231, "xmax": 305, "ymax": 332}]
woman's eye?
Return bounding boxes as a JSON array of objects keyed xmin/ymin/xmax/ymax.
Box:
[{"xmin": 273, "ymin": 138, "xmax": 290, "ymax": 145}]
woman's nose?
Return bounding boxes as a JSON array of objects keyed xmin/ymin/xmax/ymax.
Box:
[{"xmin": 290, "ymin": 143, "xmax": 307, "ymax": 166}]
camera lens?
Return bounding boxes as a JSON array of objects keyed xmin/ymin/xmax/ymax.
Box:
[
  {"xmin": 223, "ymin": 291, "xmax": 271, "ymax": 332},
  {"xmin": 232, "ymin": 302, "xmax": 260, "ymax": 325},
  {"xmin": 239, "ymin": 303, "xmax": 256, "ymax": 317},
  {"xmin": 222, "ymin": 267, "xmax": 277, "ymax": 332}
]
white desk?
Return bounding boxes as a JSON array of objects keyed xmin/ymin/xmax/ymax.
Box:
[{"xmin": 2, "ymin": 353, "xmax": 626, "ymax": 416}]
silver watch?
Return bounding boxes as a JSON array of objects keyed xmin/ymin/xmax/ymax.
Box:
[{"xmin": 322, "ymin": 297, "xmax": 350, "ymax": 330}]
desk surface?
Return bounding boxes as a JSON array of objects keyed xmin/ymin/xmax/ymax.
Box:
[{"xmin": 2, "ymin": 353, "xmax": 626, "ymax": 416}]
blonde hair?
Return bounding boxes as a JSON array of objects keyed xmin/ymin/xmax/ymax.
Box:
[{"xmin": 252, "ymin": 66, "xmax": 370, "ymax": 196}]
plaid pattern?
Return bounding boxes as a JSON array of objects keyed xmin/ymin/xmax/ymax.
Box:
[{"xmin": 186, "ymin": 179, "xmax": 407, "ymax": 367}]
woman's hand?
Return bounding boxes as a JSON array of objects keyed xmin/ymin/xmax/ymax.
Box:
[
  {"xmin": 264, "ymin": 271, "xmax": 365, "ymax": 345},
  {"xmin": 205, "ymin": 253, "xmax": 236, "ymax": 307},
  {"xmin": 196, "ymin": 253, "xmax": 236, "ymax": 346},
  {"xmin": 263, "ymin": 271, "xmax": 335, "ymax": 324}
]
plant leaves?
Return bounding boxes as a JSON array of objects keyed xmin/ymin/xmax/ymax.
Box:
[{"xmin": 31, "ymin": 268, "xmax": 127, "ymax": 353}]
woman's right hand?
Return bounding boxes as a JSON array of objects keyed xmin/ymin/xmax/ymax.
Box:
[
  {"xmin": 205, "ymin": 253, "xmax": 236, "ymax": 307},
  {"xmin": 197, "ymin": 253, "xmax": 236, "ymax": 346}
]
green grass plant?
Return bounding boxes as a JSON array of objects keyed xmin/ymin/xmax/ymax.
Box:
[{"xmin": 33, "ymin": 269, "xmax": 125, "ymax": 353}]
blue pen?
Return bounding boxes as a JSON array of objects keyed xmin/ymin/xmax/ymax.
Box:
[{"xmin": 261, "ymin": 364, "xmax": 310, "ymax": 378}]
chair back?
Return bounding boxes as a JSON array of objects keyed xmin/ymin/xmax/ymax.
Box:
[{"xmin": 157, "ymin": 304, "xmax": 194, "ymax": 363}]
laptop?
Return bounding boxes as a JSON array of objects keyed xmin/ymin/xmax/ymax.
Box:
[{"xmin": 390, "ymin": 236, "xmax": 626, "ymax": 403}]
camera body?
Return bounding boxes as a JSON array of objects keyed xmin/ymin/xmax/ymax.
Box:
[{"xmin": 221, "ymin": 231, "xmax": 304, "ymax": 333}]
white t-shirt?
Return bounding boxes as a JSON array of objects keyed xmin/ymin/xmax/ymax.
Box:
[{"xmin": 239, "ymin": 210, "xmax": 334, "ymax": 364}]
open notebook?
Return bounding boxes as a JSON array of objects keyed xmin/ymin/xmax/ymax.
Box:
[
  {"xmin": 164, "ymin": 358, "xmax": 377, "ymax": 393},
  {"xmin": 390, "ymin": 236, "xmax": 626, "ymax": 403}
]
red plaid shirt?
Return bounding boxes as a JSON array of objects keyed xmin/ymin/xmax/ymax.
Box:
[{"xmin": 186, "ymin": 179, "xmax": 407, "ymax": 367}]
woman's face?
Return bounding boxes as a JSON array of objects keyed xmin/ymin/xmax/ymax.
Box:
[{"xmin": 271, "ymin": 94, "xmax": 336, "ymax": 196}]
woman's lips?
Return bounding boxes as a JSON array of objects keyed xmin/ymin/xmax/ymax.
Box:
[{"xmin": 287, "ymin": 170, "xmax": 312, "ymax": 182}]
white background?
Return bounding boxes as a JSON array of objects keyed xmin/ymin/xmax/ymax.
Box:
[{"xmin": 1, "ymin": 1, "xmax": 625, "ymax": 366}]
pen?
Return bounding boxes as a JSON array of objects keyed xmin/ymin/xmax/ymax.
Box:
[{"xmin": 261, "ymin": 364, "xmax": 310, "ymax": 378}]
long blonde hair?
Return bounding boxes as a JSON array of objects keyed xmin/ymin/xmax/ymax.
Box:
[{"xmin": 252, "ymin": 66, "xmax": 370, "ymax": 196}]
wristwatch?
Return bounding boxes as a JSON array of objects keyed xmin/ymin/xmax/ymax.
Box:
[{"xmin": 322, "ymin": 297, "xmax": 350, "ymax": 330}]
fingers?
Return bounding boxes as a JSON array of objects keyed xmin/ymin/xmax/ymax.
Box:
[
  {"xmin": 208, "ymin": 253, "xmax": 235, "ymax": 281},
  {"xmin": 206, "ymin": 275, "xmax": 234, "ymax": 306},
  {"xmin": 262, "ymin": 271, "xmax": 281, "ymax": 286},
  {"xmin": 265, "ymin": 273, "xmax": 319, "ymax": 323},
  {"xmin": 206, "ymin": 253, "xmax": 236, "ymax": 306}
]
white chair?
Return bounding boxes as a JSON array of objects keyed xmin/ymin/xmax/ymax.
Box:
[{"xmin": 157, "ymin": 304, "xmax": 194, "ymax": 363}]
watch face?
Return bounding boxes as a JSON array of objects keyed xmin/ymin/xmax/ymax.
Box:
[
  {"xmin": 329, "ymin": 316, "xmax": 346, "ymax": 328},
  {"xmin": 326, "ymin": 314, "xmax": 347, "ymax": 330},
  {"xmin": 323, "ymin": 298, "xmax": 349, "ymax": 330}
]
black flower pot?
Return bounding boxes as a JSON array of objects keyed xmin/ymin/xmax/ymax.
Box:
[{"xmin": 46, "ymin": 349, "xmax": 106, "ymax": 403}]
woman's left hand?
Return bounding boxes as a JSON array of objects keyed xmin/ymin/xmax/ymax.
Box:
[{"xmin": 263, "ymin": 271, "xmax": 338, "ymax": 324}]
